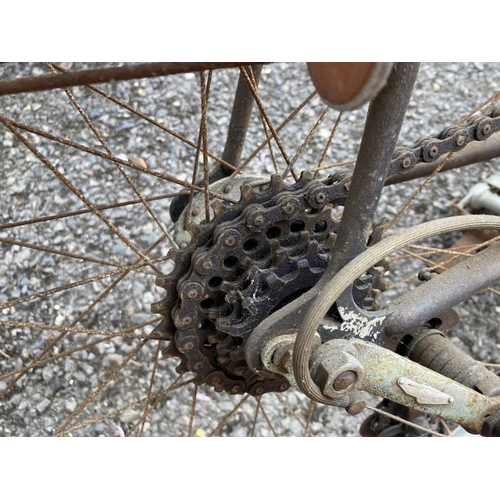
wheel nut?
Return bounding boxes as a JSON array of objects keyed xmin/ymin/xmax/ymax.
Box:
[{"xmin": 333, "ymin": 370, "xmax": 357, "ymax": 391}]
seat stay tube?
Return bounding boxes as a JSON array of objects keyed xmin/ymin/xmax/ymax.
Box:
[{"xmin": 322, "ymin": 63, "xmax": 421, "ymax": 281}]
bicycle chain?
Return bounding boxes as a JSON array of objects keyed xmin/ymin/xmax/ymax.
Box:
[{"xmin": 152, "ymin": 101, "xmax": 500, "ymax": 396}]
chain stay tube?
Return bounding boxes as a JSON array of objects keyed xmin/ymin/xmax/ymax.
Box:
[{"xmin": 353, "ymin": 339, "xmax": 500, "ymax": 435}]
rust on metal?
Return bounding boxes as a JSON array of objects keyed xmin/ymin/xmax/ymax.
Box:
[{"xmin": 0, "ymin": 62, "xmax": 266, "ymax": 96}]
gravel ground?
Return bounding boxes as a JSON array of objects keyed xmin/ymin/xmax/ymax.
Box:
[{"xmin": 1, "ymin": 62, "xmax": 500, "ymax": 437}]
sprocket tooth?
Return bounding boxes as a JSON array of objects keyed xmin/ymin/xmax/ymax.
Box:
[
  {"xmin": 151, "ymin": 320, "xmax": 174, "ymax": 341},
  {"xmin": 299, "ymin": 170, "xmax": 314, "ymax": 182},
  {"xmin": 240, "ymin": 183, "xmax": 253, "ymax": 200},
  {"xmin": 155, "ymin": 276, "xmax": 168, "ymax": 287},
  {"xmin": 151, "ymin": 300, "xmax": 168, "ymax": 315},
  {"xmin": 167, "ymin": 248, "xmax": 181, "ymax": 262},
  {"xmin": 269, "ymin": 174, "xmax": 285, "ymax": 190},
  {"xmin": 207, "ymin": 332, "xmax": 225, "ymax": 344},
  {"xmin": 175, "ymin": 359, "xmax": 188, "ymax": 375},
  {"xmin": 162, "ymin": 340, "xmax": 182, "ymax": 358},
  {"xmin": 212, "ymin": 200, "xmax": 224, "ymax": 218}
]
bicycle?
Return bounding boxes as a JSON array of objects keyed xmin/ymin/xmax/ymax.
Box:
[{"xmin": 1, "ymin": 62, "xmax": 500, "ymax": 436}]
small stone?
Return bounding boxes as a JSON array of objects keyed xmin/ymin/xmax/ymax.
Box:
[
  {"xmin": 119, "ymin": 408, "xmax": 140, "ymax": 424},
  {"xmin": 36, "ymin": 398, "xmax": 51, "ymax": 414},
  {"xmin": 65, "ymin": 397, "xmax": 77, "ymax": 413},
  {"xmin": 54, "ymin": 314, "xmax": 65, "ymax": 326},
  {"xmin": 108, "ymin": 353, "xmax": 124, "ymax": 367}
]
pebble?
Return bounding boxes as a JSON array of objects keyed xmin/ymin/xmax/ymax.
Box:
[
  {"xmin": 36, "ymin": 398, "xmax": 51, "ymax": 414},
  {"xmin": 65, "ymin": 397, "xmax": 78, "ymax": 413},
  {"xmin": 119, "ymin": 408, "xmax": 140, "ymax": 424}
]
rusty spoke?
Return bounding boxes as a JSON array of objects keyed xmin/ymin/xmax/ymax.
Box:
[
  {"xmin": 0, "ymin": 236, "xmax": 122, "ymax": 269},
  {"xmin": 250, "ymin": 396, "xmax": 261, "ymax": 437},
  {"xmin": 139, "ymin": 340, "xmax": 163, "ymax": 436},
  {"xmin": 54, "ymin": 338, "xmax": 149, "ymax": 436},
  {"xmin": 0, "ymin": 236, "xmax": 166, "ymax": 393},
  {"xmin": 239, "ymin": 66, "xmax": 297, "ymax": 180},
  {"xmin": 200, "ymin": 71, "xmax": 212, "ymax": 223},
  {"xmin": 188, "ymin": 382, "xmax": 199, "ymax": 437},
  {"xmin": 238, "ymin": 91, "xmax": 317, "ymax": 172},
  {"xmin": 2, "ymin": 118, "xmax": 161, "ymax": 272},
  {"xmin": 314, "ymin": 111, "xmax": 344, "ymax": 179},
  {"xmin": 366, "ymin": 405, "xmax": 447, "ymax": 437},
  {"xmin": 274, "ymin": 393, "xmax": 313, "ymax": 436},
  {"xmin": 0, "ymin": 115, "xmax": 235, "ymax": 204},
  {"xmin": 208, "ymin": 394, "xmax": 250, "ymax": 436},
  {"xmin": 64, "ymin": 375, "xmax": 193, "ymax": 436},
  {"xmin": 0, "ymin": 248, "xmax": 172, "ymax": 311},
  {"xmin": 312, "ymin": 158, "xmax": 356, "ymax": 173},
  {"xmin": 47, "ymin": 62, "xmax": 239, "ymax": 175},
  {"xmin": 0, "ymin": 319, "xmax": 159, "ymax": 382},
  {"xmin": 304, "ymin": 400, "xmax": 316, "ymax": 436},
  {"xmin": 0, "ymin": 191, "xmax": 186, "ymax": 231},
  {"xmin": 258, "ymin": 397, "xmax": 278, "ymax": 437},
  {"xmin": 282, "ymin": 106, "xmax": 331, "ymax": 180},
  {"xmin": 46, "ymin": 63, "xmax": 178, "ymax": 249}
]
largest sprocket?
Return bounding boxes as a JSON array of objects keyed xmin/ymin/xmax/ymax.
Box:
[{"xmin": 152, "ymin": 171, "xmax": 384, "ymax": 396}]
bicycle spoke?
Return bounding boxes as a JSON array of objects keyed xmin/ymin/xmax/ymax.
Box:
[
  {"xmin": 0, "ymin": 236, "xmax": 166, "ymax": 391},
  {"xmin": 366, "ymin": 405, "xmax": 448, "ymax": 437},
  {"xmin": 139, "ymin": 340, "xmax": 162, "ymax": 436},
  {"xmin": 313, "ymin": 111, "xmax": 344, "ymax": 179},
  {"xmin": 187, "ymin": 382, "xmax": 199, "ymax": 437},
  {"xmin": 250, "ymin": 396, "xmax": 261, "ymax": 437},
  {"xmin": 240, "ymin": 66, "xmax": 296, "ymax": 180},
  {"xmin": 0, "ymin": 236, "xmax": 122, "ymax": 268},
  {"xmin": 238, "ymin": 90, "xmax": 317, "ymax": 172},
  {"xmin": 274, "ymin": 393, "xmax": 314, "ymax": 437},
  {"xmin": 46, "ymin": 63, "xmax": 178, "ymax": 249},
  {"xmin": 54, "ymin": 338, "xmax": 149, "ymax": 436},
  {"xmin": 200, "ymin": 71, "xmax": 212, "ymax": 223},
  {"xmin": 0, "ymin": 192, "xmax": 186, "ymax": 231},
  {"xmin": 64, "ymin": 375, "xmax": 193, "ymax": 436},
  {"xmin": 208, "ymin": 394, "xmax": 250, "ymax": 436},
  {"xmin": 312, "ymin": 158, "xmax": 357, "ymax": 173},
  {"xmin": 0, "ymin": 245, "xmax": 172, "ymax": 311},
  {"xmin": 304, "ymin": 400, "xmax": 316, "ymax": 437},
  {"xmin": 2, "ymin": 119, "xmax": 161, "ymax": 273},
  {"xmin": 283, "ymin": 105, "xmax": 331, "ymax": 180},
  {"xmin": 0, "ymin": 319, "xmax": 159, "ymax": 382},
  {"xmin": 47, "ymin": 63, "xmax": 239, "ymax": 174},
  {"xmin": 258, "ymin": 397, "xmax": 278, "ymax": 437},
  {"xmin": 0, "ymin": 115, "xmax": 235, "ymax": 203}
]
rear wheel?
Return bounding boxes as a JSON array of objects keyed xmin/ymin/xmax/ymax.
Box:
[{"xmin": 1, "ymin": 62, "xmax": 500, "ymax": 436}]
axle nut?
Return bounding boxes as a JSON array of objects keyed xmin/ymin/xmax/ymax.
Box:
[{"xmin": 310, "ymin": 339, "xmax": 364, "ymax": 399}]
